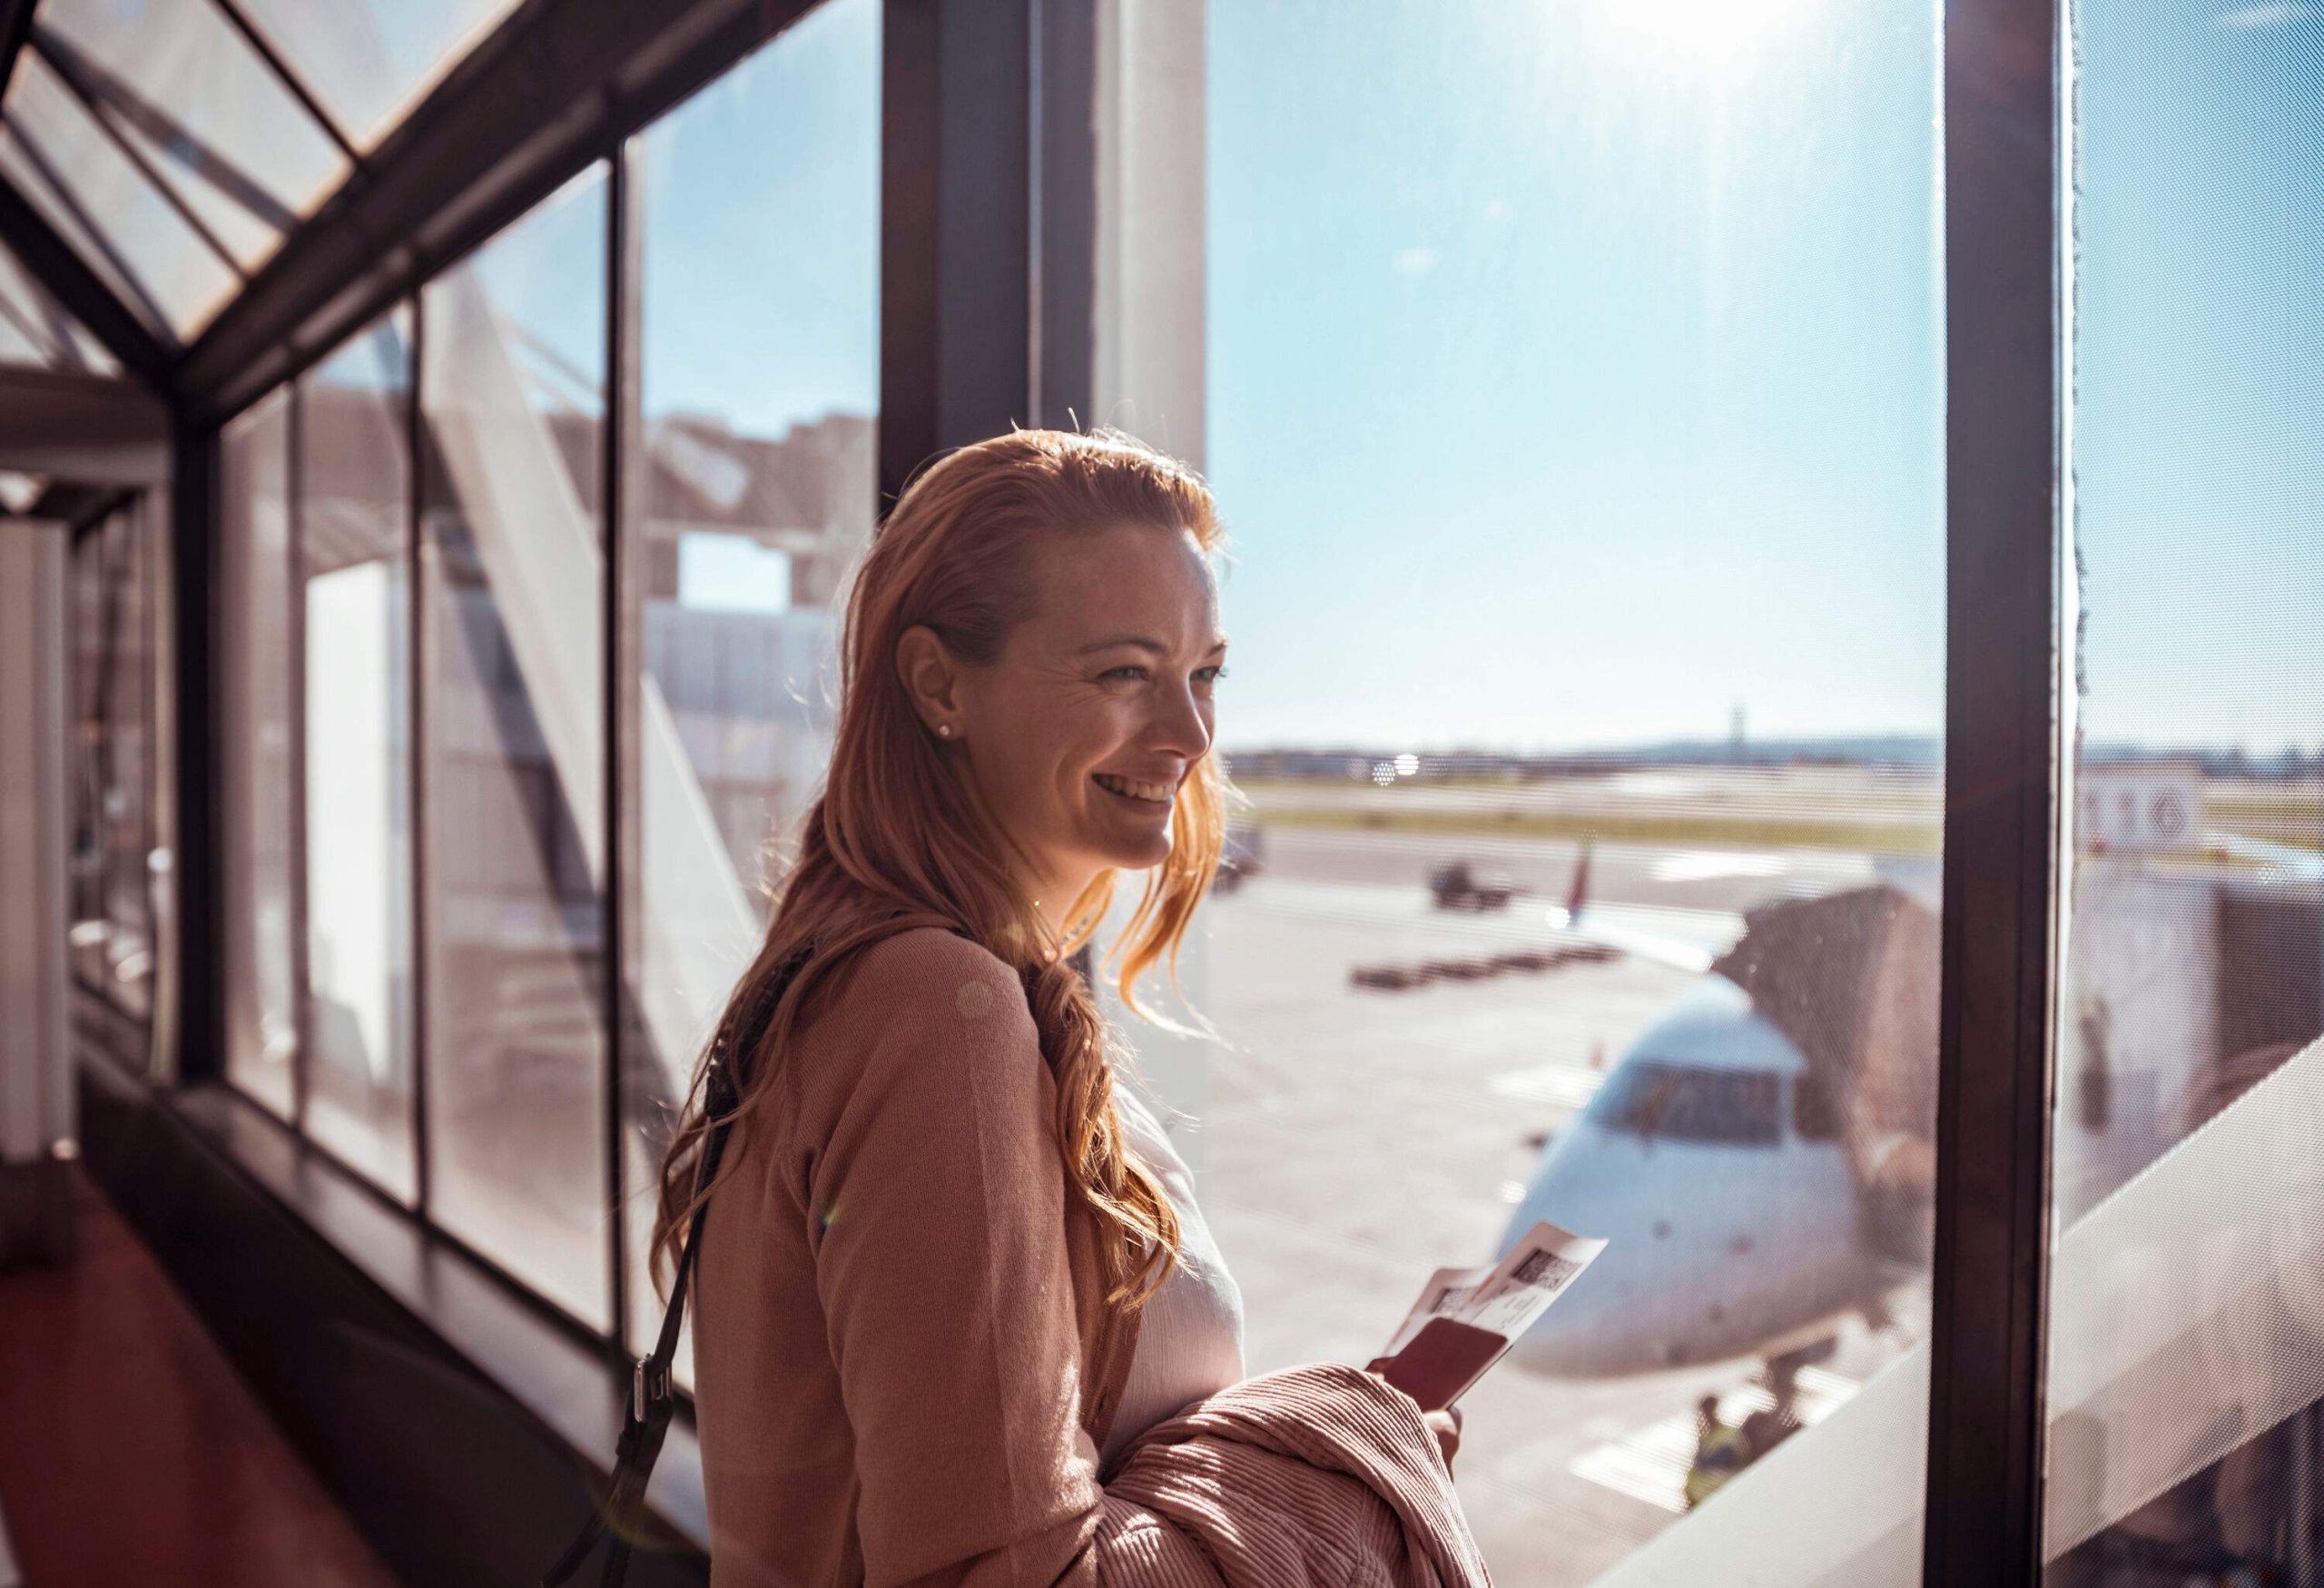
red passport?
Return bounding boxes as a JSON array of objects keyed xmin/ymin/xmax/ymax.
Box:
[{"xmin": 1364, "ymin": 1317, "xmax": 1512, "ymax": 1413}]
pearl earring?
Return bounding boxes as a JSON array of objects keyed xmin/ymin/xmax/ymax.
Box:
[{"xmin": 937, "ymin": 724, "xmax": 952, "ymax": 738}]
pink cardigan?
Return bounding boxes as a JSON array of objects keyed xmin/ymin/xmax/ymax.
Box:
[{"xmin": 692, "ymin": 925, "xmax": 1490, "ymax": 1585}]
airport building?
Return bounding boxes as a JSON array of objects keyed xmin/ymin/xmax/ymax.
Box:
[{"xmin": 0, "ymin": 2, "xmax": 2318, "ymax": 1585}]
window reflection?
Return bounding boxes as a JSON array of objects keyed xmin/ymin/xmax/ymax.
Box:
[
  {"xmin": 0, "ymin": 241, "xmax": 115, "ymax": 372},
  {"xmin": 0, "ymin": 50, "xmax": 238, "ymax": 336},
  {"xmin": 101, "ymin": 502, "xmax": 154, "ymax": 1021},
  {"xmin": 37, "ymin": 0, "xmax": 349, "ymax": 267},
  {"xmin": 231, "ymin": 0, "xmax": 526, "ymax": 154},
  {"xmin": 622, "ymin": 0, "xmax": 880, "ymax": 1359},
  {"xmin": 419, "ymin": 169, "xmax": 610, "ymax": 1328},
  {"xmin": 68, "ymin": 524, "xmax": 108, "ymax": 991},
  {"xmin": 65, "ymin": 498, "xmax": 161, "ymax": 1032},
  {"xmin": 300, "ymin": 311, "xmax": 418, "ymax": 1204},
  {"xmin": 2043, "ymin": 5, "xmax": 2324, "ymax": 1582},
  {"xmin": 220, "ymin": 390, "xmax": 298, "ymax": 1118}
]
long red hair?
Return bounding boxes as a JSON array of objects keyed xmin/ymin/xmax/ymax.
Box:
[{"xmin": 648, "ymin": 428, "xmax": 1236, "ymax": 1314}]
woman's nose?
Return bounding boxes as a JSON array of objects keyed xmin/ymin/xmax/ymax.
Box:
[{"xmin": 1151, "ymin": 677, "xmax": 1213, "ymax": 756}]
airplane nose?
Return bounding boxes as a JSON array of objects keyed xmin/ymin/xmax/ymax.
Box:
[{"xmin": 1496, "ymin": 1132, "xmax": 1670, "ymax": 1376}]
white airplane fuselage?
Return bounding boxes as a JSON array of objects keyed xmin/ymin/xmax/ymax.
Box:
[{"xmin": 1499, "ymin": 975, "xmax": 1880, "ymax": 1377}]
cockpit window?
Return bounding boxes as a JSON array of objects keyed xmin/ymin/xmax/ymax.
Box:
[{"xmin": 1586, "ymin": 1060, "xmax": 1783, "ymax": 1145}]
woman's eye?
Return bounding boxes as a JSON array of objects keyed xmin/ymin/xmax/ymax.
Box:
[{"xmin": 1099, "ymin": 663, "xmax": 1227, "ymax": 684}]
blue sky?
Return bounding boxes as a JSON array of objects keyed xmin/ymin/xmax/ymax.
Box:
[
  {"xmin": 588, "ymin": 0, "xmax": 2320, "ymax": 757},
  {"xmin": 2069, "ymin": 0, "xmax": 2323, "ymax": 755},
  {"xmin": 633, "ymin": 0, "xmax": 881, "ymax": 437},
  {"xmin": 1207, "ymin": 0, "xmax": 1947, "ymax": 751}
]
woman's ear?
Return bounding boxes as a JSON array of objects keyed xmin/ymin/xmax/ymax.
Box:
[{"xmin": 894, "ymin": 624, "xmax": 963, "ymax": 733}]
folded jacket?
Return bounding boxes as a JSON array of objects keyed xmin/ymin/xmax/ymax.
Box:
[{"xmin": 1085, "ymin": 1362, "xmax": 1495, "ymax": 1586}]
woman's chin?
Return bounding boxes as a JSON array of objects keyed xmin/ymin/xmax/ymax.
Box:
[
  {"xmin": 1117, "ymin": 838, "xmax": 1175, "ymax": 873},
  {"xmin": 1089, "ymin": 827, "xmax": 1174, "ymax": 873}
]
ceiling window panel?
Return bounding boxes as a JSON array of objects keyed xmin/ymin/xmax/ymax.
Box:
[
  {"xmin": 34, "ymin": 0, "xmax": 350, "ymax": 270},
  {"xmin": 0, "ymin": 298, "xmax": 41, "ymax": 368},
  {"xmin": 0, "ymin": 130, "xmax": 169, "ymax": 342},
  {"xmin": 0, "ymin": 52, "xmax": 236, "ymax": 338},
  {"xmin": 231, "ymin": 0, "xmax": 526, "ymax": 154},
  {"xmin": 0, "ymin": 241, "xmax": 117, "ymax": 373}
]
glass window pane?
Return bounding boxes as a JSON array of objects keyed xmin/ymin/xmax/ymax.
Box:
[
  {"xmin": 68, "ymin": 524, "xmax": 106, "ymax": 989},
  {"xmin": 37, "ymin": 0, "xmax": 350, "ymax": 268},
  {"xmin": 1196, "ymin": 2, "xmax": 1945, "ymax": 1579},
  {"xmin": 144, "ymin": 486, "xmax": 178, "ymax": 1080},
  {"xmin": 220, "ymin": 390, "xmax": 298, "ymax": 1119},
  {"xmin": 0, "ymin": 242, "xmax": 117, "ymax": 372},
  {"xmin": 420, "ymin": 170, "xmax": 610, "ymax": 1329},
  {"xmin": 231, "ymin": 0, "xmax": 526, "ymax": 154},
  {"xmin": 0, "ymin": 128, "xmax": 169, "ymax": 344},
  {"xmin": 300, "ymin": 311, "xmax": 418, "ymax": 1205},
  {"xmin": 621, "ymin": 0, "xmax": 880, "ymax": 1362},
  {"xmin": 0, "ymin": 52, "xmax": 236, "ymax": 336},
  {"xmin": 102, "ymin": 500, "xmax": 155, "ymax": 1021},
  {"xmin": 0, "ymin": 277, "xmax": 44, "ymax": 366},
  {"xmin": 2043, "ymin": 6, "xmax": 2324, "ymax": 1581}
]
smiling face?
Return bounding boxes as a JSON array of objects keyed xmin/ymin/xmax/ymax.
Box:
[{"xmin": 895, "ymin": 520, "xmax": 1226, "ymax": 928}]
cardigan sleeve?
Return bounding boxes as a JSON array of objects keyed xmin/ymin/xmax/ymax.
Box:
[{"xmin": 802, "ymin": 929, "xmax": 1108, "ymax": 1587}]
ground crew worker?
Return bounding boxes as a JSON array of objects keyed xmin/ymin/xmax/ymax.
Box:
[{"xmin": 1685, "ymin": 1395, "xmax": 1753, "ymax": 1509}]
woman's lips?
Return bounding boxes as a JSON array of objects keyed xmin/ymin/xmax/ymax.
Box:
[{"xmin": 1097, "ymin": 772, "xmax": 1180, "ymax": 809}]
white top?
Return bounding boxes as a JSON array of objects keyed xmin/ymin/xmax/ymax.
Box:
[{"xmin": 1098, "ymin": 1083, "xmax": 1247, "ymax": 1471}]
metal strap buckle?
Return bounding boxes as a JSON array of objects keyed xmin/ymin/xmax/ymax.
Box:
[{"xmin": 633, "ymin": 1358, "xmax": 671, "ymax": 1423}]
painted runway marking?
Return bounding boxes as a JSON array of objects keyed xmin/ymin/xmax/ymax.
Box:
[{"xmin": 1648, "ymin": 850, "xmax": 1788, "ymax": 883}]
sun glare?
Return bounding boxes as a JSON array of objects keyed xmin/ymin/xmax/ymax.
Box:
[{"xmin": 1596, "ymin": 0, "xmax": 1824, "ymax": 63}]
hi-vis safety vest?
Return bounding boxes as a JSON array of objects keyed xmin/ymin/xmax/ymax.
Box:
[{"xmin": 1684, "ymin": 1424, "xmax": 1753, "ymax": 1509}]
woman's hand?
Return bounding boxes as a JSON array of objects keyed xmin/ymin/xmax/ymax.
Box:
[
  {"xmin": 1423, "ymin": 1404, "xmax": 1463, "ymax": 1474},
  {"xmin": 1365, "ymin": 1361, "xmax": 1462, "ymax": 1475}
]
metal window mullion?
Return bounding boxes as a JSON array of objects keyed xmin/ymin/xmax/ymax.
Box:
[
  {"xmin": 1031, "ymin": 0, "xmax": 1097, "ymax": 432},
  {"xmin": 880, "ymin": 0, "xmax": 1037, "ymax": 503},
  {"xmin": 409, "ymin": 290, "xmax": 435, "ymax": 1222},
  {"xmin": 1922, "ymin": 0, "xmax": 2063, "ymax": 1583},
  {"xmin": 28, "ymin": 28, "xmax": 251, "ymax": 281},
  {"xmin": 287, "ymin": 377, "xmax": 313, "ymax": 1131},
  {"xmin": 202, "ymin": 0, "xmax": 365, "ymax": 168},
  {"xmin": 602, "ymin": 143, "xmax": 640, "ymax": 1352},
  {"xmin": 168, "ymin": 419, "xmax": 224, "ymax": 1084},
  {"xmin": 1, "ymin": 0, "xmax": 33, "ymax": 106}
]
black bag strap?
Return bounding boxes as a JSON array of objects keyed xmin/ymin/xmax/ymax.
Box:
[{"xmin": 543, "ymin": 942, "xmax": 814, "ymax": 1588}]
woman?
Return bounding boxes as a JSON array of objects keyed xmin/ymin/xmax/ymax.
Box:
[{"xmin": 654, "ymin": 429, "xmax": 1472, "ymax": 1585}]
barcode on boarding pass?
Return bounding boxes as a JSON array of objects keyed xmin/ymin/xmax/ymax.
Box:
[{"xmin": 1513, "ymin": 1250, "xmax": 1582, "ymax": 1292}]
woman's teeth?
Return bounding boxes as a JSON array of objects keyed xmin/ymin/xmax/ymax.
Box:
[{"xmin": 1095, "ymin": 773, "xmax": 1173, "ymax": 804}]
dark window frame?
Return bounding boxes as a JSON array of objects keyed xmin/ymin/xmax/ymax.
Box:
[{"xmin": 1924, "ymin": 0, "xmax": 2062, "ymax": 1581}]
